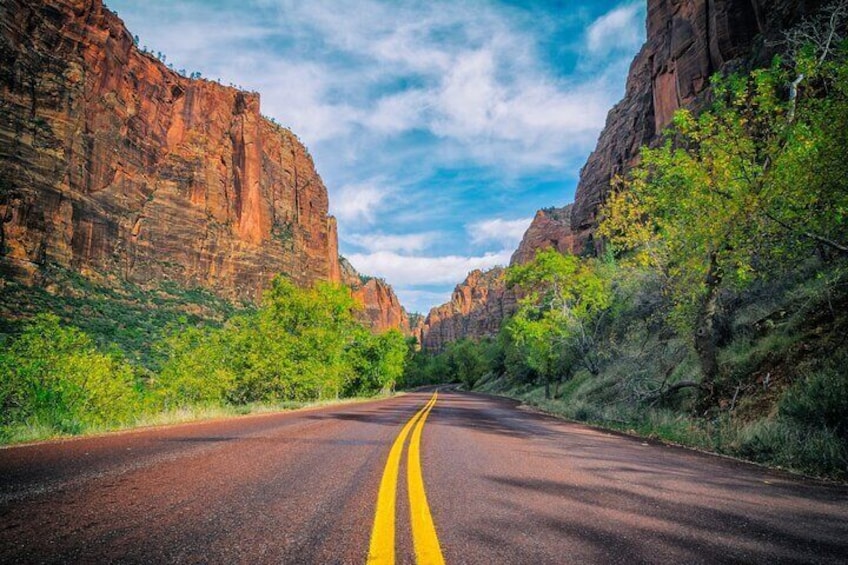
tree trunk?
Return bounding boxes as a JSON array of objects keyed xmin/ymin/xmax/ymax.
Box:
[
  {"xmin": 694, "ymin": 251, "xmax": 722, "ymax": 404},
  {"xmin": 544, "ymin": 378, "xmax": 551, "ymax": 400}
]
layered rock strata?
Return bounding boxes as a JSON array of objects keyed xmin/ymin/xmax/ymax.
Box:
[
  {"xmin": 419, "ymin": 268, "xmax": 516, "ymax": 351},
  {"xmin": 0, "ymin": 0, "xmax": 407, "ymax": 331},
  {"xmin": 340, "ymin": 257, "xmax": 410, "ymax": 334}
]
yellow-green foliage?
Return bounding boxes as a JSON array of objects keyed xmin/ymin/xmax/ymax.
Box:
[
  {"xmin": 1, "ymin": 276, "xmax": 409, "ymax": 442},
  {"xmin": 0, "ymin": 314, "xmax": 141, "ymax": 437},
  {"xmin": 599, "ymin": 50, "xmax": 848, "ymax": 335},
  {"xmin": 505, "ymin": 249, "xmax": 612, "ymax": 385},
  {"xmin": 157, "ymin": 276, "xmax": 407, "ymax": 406}
]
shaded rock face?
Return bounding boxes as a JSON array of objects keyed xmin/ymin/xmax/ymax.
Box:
[
  {"xmin": 571, "ymin": 0, "xmax": 823, "ymax": 244},
  {"xmin": 421, "ymin": 0, "xmax": 821, "ymax": 351},
  {"xmin": 0, "ymin": 0, "xmax": 340, "ymax": 302},
  {"xmin": 419, "ymin": 268, "xmax": 518, "ymax": 352},
  {"xmin": 510, "ymin": 204, "xmax": 578, "ymax": 266},
  {"xmin": 339, "ymin": 257, "xmax": 410, "ymax": 334}
]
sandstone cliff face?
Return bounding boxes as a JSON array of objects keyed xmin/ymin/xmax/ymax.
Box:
[
  {"xmin": 419, "ymin": 268, "xmax": 518, "ymax": 352},
  {"xmin": 339, "ymin": 257, "xmax": 410, "ymax": 334},
  {"xmin": 510, "ymin": 205, "xmax": 578, "ymax": 265},
  {"xmin": 0, "ymin": 0, "xmax": 406, "ymax": 332},
  {"xmin": 570, "ymin": 0, "xmax": 822, "ymax": 244}
]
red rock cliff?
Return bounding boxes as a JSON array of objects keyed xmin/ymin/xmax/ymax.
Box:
[
  {"xmin": 570, "ymin": 0, "xmax": 822, "ymax": 245},
  {"xmin": 339, "ymin": 257, "xmax": 410, "ymax": 334},
  {"xmin": 420, "ymin": 0, "xmax": 820, "ymax": 351},
  {"xmin": 419, "ymin": 268, "xmax": 518, "ymax": 352},
  {"xmin": 0, "ymin": 0, "xmax": 405, "ymax": 331},
  {"xmin": 510, "ymin": 205, "xmax": 578, "ymax": 265}
]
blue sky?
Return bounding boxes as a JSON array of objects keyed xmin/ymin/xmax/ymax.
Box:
[{"xmin": 107, "ymin": 0, "xmax": 646, "ymax": 314}]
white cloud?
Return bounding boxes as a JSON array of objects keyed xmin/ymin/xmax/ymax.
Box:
[
  {"xmin": 467, "ymin": 217, "xmax": 533, "ymax": 248},
  {"xmin": 113, "ymin": 0, "xmax": 636, "ymax": 173},
  {"xmin": 586, "ymin": 2, "xmax": 645, "ymax": 56},
  {"xmin": 395, "ymin": 289, "xmax": 453, "ymax": 315},
  {"xmin": 345, "ymin": 232, "xmax": 438, "ymax": 253},
  {"xmin": 108, "ymin": 0, "xmax": 647, "ymax": 313},
  {"xmin": 346, "ymin": 250, "xmax": 512, "ymax": 286},
  {"xmin": 330, "ymin": 182, "xmax": 391, "ymax": 225}
]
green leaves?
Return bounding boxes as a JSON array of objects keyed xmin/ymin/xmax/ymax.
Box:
[
  {"xmin": 0, "ymin": 314, "xmax": 141, "ymax": 437},
  {"xmin": 158, "ymin": 275, "xmax": 405, "ymax": 405},
  {"xmin": 600, "ymin": 49, "xmax": 848, "ymax": 337},
  {"xmin": 505, "ymin": 249, "xmax": 612, "ymax": 384},
  {"xmin": 1, "ymin": 276, "xmax": 410, "ymax": 440}
]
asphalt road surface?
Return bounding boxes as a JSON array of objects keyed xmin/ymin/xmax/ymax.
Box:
[{"xmin": 1, "ymin": 391, "xmax": 846, "ymax": 564}]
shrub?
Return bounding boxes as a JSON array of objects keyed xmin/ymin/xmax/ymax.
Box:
[{"xmin": 0, "ymin": 314, "xmax": 141, "ymax": 437}]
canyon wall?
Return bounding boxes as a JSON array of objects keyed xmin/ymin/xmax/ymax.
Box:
[
  {"xmin": 0, "ymin": 0, "xmax": 406, "ymax": 331},
  {"xmin": 420, "ymin": 205, "xmax": 575, "ymax": 351},
  {"xmin": 570, "ymin": 0, "xmax": 822, "ymax": 245},
  {"xmin": 419, "ymin": 268, "xmax": 516, "ymax": 352},
  {"xmin": 340, "ymin": 258, "xmax": 410, "ymax": 335},
  {"xmin": 420, "ymin": 0, "xmax": 821, "ymax": 351},
  {"xmin": 510, "ymin": 205, "xmax": 578, "ymax": 265}
]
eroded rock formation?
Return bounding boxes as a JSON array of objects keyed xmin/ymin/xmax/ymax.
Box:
[
  {"xmin": 0, "ymin": 0, "xmax": 406, "ymax": 332},
  {"xmin": 340, "ymin": 257, "xmax": 410, "ymax": 334},
  {"xmin": 510, "ymin": 205, "xmax": 578, "ymax": 265},
  {"xmin": 419, "ymin": 268, "xmax": 518, "ymax": 351},
  {"xmin": 571, "ymin": 0, "xmax": 821, "ymax": 245},
  {"xmin": 420, "ymin": 0, "xmax": 820, "ymax": 350}
]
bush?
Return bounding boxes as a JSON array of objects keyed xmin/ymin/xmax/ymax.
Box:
[
  {"xmin": 157, "ymin": 276, "xmax": 408, "ymax": 406},
  {"xmin": 0, "ymin": 314, "xmax": 141, "ymax": 438}
]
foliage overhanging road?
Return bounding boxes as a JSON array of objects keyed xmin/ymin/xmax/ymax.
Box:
[{"xmin": 1, "ymin": 391, "xmax": 846, "ymax": 564}]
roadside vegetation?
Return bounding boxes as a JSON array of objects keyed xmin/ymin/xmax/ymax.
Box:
[
  {"xmin": 0, "ymin": 276, "xmax": 408, "ymax": 444},
  {"xmin": 406, "ymin": 10, "xmax": 848, "ymax": 480}
]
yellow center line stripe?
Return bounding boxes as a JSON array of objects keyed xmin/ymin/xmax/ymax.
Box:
[
  {"xmin": 408, "ymin": 392, "xmax": 445, "ymax": 565},
  {"xmin": 367, "ymin": 394, "xmax": 437, "ymax": 565}
]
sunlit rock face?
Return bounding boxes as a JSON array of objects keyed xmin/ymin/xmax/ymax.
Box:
[
  {"xmin": 0, "ymin": 0, "xmax": 407, "ymax": 332},
  {"xmin": 340, "ymin": 258, "xmax": 410, "ymax": 335},
  {"xmin": 510, "ymin": 205, "xmax": 578, "ymax": 265},
  {"xmin": 419, "ymin": 268, "xmax": 518, "ymax": 352}
]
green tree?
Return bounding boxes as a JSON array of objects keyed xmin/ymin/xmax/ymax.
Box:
[
  {"xmin": 345, "ymin": 329, "xmax": 408, "ymax": 395},
  {"xmin": 599, "ymin": 38, "xmax": 848, "ymax": 398},
  {"xmin": 505, "ymin": 250, "xmax": 612, "ymax": 399},
  {"xmin": 0, "ymin": 315, "xmax": 140, "ymax": 435},
  {"xmin": 159, "ymin": 275, "xmax": 406, "ymax": 405},
  {"xmin": 444, "ymin": 339, "xmax": 490, "ymax": 390}
]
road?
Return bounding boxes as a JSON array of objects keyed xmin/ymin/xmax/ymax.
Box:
[{"xmin": 1, "ymin": 391, "xmax": 846, "ymax": 564}]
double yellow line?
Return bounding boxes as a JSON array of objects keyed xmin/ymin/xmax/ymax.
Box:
[{"xmin": 367, "ymin": 392, "xmax": 444, "ymax": 565}]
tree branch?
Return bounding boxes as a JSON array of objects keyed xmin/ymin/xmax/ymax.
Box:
[{"xmin": 765, "ymin": 212, "xmax": 848, "ymax": 255}]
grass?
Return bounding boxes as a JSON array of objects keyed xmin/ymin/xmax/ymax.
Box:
[
  {"xmin": 0, "ymin": 393, "xmax": 397, "ymax": 447},
  {"xmin": 0, "ymin": 264, "xmax": 249, "ymax": 370}
]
